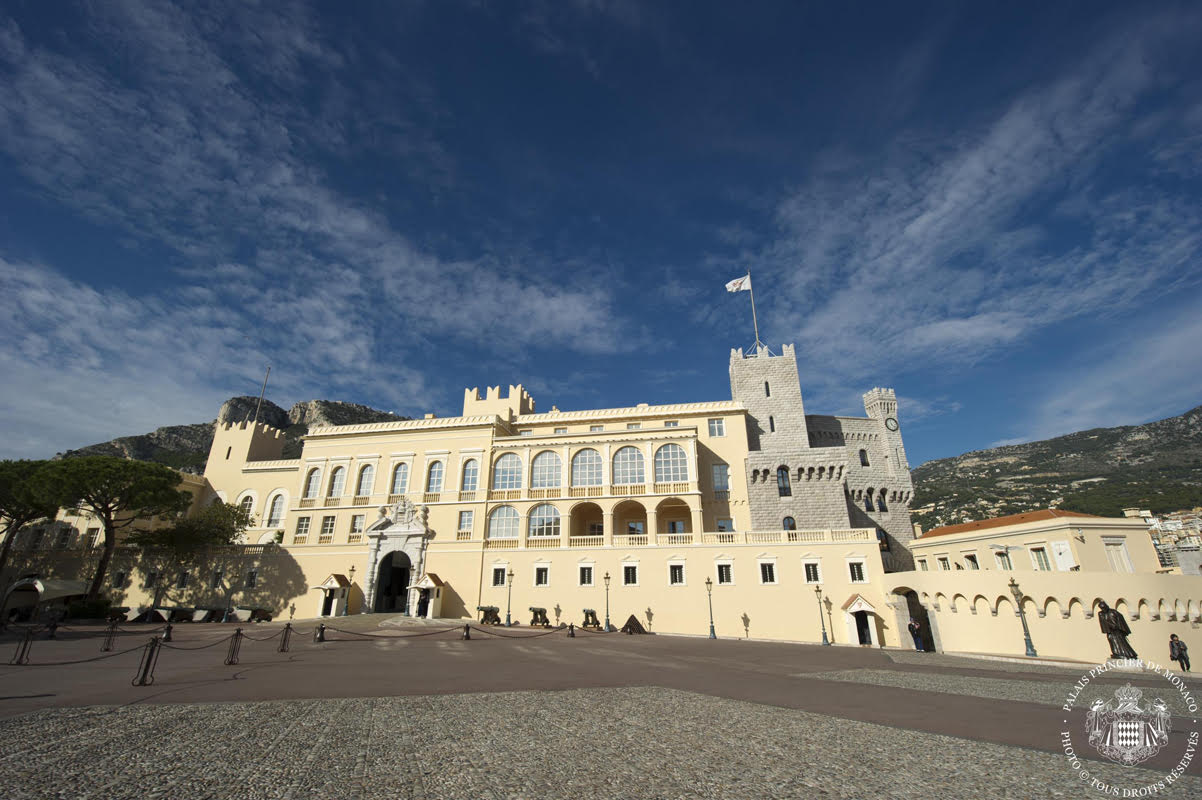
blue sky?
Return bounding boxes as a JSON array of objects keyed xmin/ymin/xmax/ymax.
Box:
[{"xmin": 1, "ymin": 1, "xmax": 1200, "ymax": 467}]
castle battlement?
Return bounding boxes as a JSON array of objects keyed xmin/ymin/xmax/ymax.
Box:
[{"xmin": 462, "ymin": 383, "xmax": 536, "ymax": 420}]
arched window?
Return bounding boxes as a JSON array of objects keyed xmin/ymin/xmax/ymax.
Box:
[
  {"xmin": 864, "ymin": 489, "xmax": 874, "ymax": 512},
  {"xmin": 426, "ymin": 462, "xmax": 444, "ymax": 492},
  {"xmin": 777, "ymin": 466, "xmax": 792, "ymax": 497},
  {"xmin": 531, "ymin": 451, "xmax": 562, "ymax": 488},
  {"xmin": 877, "ymin": 490, "xmax": 888, "ymax": 512},
  {"xmin": 356, "ymin": 465, "xmax": 375, "ymax": 497},
  {"xmin": 654, "ymin": 444, "xmax": 688, "ymax": 482},
  {"xmin": 571, "ymin": 449, "xmax": 602, "ymax": 486},
  {"xmin": 612, "ymin": 447, "xmax": 645, "ymax": 485},
  {"xmin": 328, "ymin": 466, "xmax": 346, "ymax": 497},
  {"xmin": 238, "ymin": 496, "xmax": 254, "ymax": 519},
  {"xmin": 492, "ymin": 453, "xmax": 522, "ymax": 490},
  {"xmin": 783, "ymin": 516, "xmax": 796, "ymax": 530},
  {"xmin": 528, "ymin": 504, "xmax": 561, "ymax": 537},
  {"xmin": 303, "ymin": 469, "xmax": 321, "ymax": 498},
  {"xmin": 487, "ymin": 506, "xmax": 519, "ymax": 539},
  {"xmin": 859, "ymin": 449, "xmax": 870, "ymax": 467},
  {"xmin": 390, "ymin": 463, "xmax": 409, "ymax": 494},
  {"xmin": 461, "ymin": 459, "xmax": 479, "ymax": 491},
  {"xmin": 266, "ymin": 495, "xmax": 285, "ymax": 527}
]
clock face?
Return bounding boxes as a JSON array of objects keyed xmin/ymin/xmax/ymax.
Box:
[{"xmin": 885, "ymin": 417, "xmax": 899, "ymax": 431}]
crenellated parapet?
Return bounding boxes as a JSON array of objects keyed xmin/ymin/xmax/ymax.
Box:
[{"xmin": 462, "ymin": 383, "xmax": 536, "ymax": 421}]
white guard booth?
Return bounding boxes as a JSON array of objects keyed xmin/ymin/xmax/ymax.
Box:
[
  {"xmin": 411, "ymin": 573, "xmax": 444, "ymax": 620},
  {"xmin": 842, "ymin": 593, "xmax": 881, "ymax": 647},
  {"xmin": 315, "ymin": 574, "xmax": 351, "ymax": 617}
]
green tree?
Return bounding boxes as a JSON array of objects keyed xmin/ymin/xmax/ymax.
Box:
[
  {"xmin": 37, "ymin": 457, "xmax": 191, "ymax": 600},
  {"xmin": 0, "ymin": 460, "xmax": 60, "ymax": 580},
  {"xmin": 127, "ymin": 500, "xmax": 252, "ymax": 554}
]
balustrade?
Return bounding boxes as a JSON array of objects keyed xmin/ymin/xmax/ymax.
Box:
[
  {"xmin": 525, "ymin": 537, "xmax": 562, "ymax": 549},
  {"xmin": 422, "ymin": 492, "xmax": 441, "ymax": 503},
  {"xmin": 482, "ymin": 538, "xmax": 518, "ymax": 549},
  {"xmin": 352, "ymin": 496, "xmax": 372, "ymax": 506},
  {"xmin": 298, "ymin": 498, "xmax": 317, "ymax": 509},
  {"xmin": 569, "ymin": 536, "xmax": 604, "ymax": 547}
]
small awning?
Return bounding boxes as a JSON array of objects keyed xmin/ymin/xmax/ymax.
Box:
[
  {"xmin": 315, "ymin": 574, "xmax": 351, "ymax": 591},
  {"xmin": 4, "ymin": 578, "xmax": 89, "ymax": 603},
  {"xmin": 841, "ymin": 593, "xmax": 877, "ymax": 614},
  {"xmin": 411, "ymin": 573, "xmax": 444, "ymax": 590}
]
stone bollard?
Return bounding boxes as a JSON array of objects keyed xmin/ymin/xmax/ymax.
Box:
[
  {"xmin": 462, "ymin": 623, "xmax": 471, "ymax": 640},
  {"xmin": 568, "ymin": 623, "xmax": 575, "ymax": 638}
]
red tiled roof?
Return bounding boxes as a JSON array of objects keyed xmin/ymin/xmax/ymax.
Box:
[{"xmin": 919, "ymin": 509, "xmax": 1107, "ymax": 540}]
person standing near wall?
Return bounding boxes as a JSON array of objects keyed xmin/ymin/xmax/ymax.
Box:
[
  {"xmin": 1170, "ymin": 634, "xmax": 1190, "ymax": 672},
  {"xmin": 908, "ymin": 619, "xmax": 924, "ymax": 652}
]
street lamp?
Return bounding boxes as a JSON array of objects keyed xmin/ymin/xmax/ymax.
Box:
[
  {"xmin": 603, "ymin": 571, "xmax": 611, "ymax": 632},
  {"xmin": 505, "ymin": 568, "xmax": 515, "ymax": 627},
  {"xmin": 1008, "ymin": 577, "xmax": 1038, "ymax": 657},
  {"xmin": 342, "ymin": 565, "xmax": 356, "ymax": 616},
  {"xmin": 705, "ymin": 576, "xmax": 716, "ymax": 639},
  {"xmin": 815, "ymin": 584, "xmax": 830, "ymax": 645}
]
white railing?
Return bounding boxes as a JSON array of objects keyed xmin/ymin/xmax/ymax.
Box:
[
  {"xmin": 352, "ymin": 496, "xmax": 372, "ymax": 506},
  {"xmin": 456, "ymin": 531, "xmax": 472, "ymax": 541},
  {"xmin": 613, "ymin": 535, "xmax": 649, "ymax": 546},
  {"xmin": 569, "ymin": 486, "xmax": 604, "ymax": 497},
  {"xmin": 526, "ymin": 537, "xmax": 562, "ymax": 549},
  {"xmin": 488, "ymin": 489, "xmax": 522, "ymax": 501},
  {"xmin": 569, "ymin": 536, "xmax": 604, "ymax": 547},
  {"xmin": 298, "ymin": 498, "xmax": 317, "ymax": 508},
  {"xmin": 483, "ymin": 538, "xmax": 518, "ymax": 549},
  {"xmin": 529, "ymin": 488, "xmax": 563, "ymax": 499},
  {"xmin": 457, "ymin": 491, "xmax": 478, "ymax": 502},
  {"xmin": 653, "ymin": 482, "xmax": 692, "ymax": 494},
  {"xmin": 702, "ymin": 533, "xmax": 737, "ymax": 544},
  {"xmin": 422, "ymin": 492, "xmax": 441, "ymax": 503},
  {"xmin": 656, "ymin": 533, "xmax": 693, "ymax": 545},
  {"xmin": 324, "ymin": 496, "xmax": 342, "ymax": 507},
  {"xmin": 457, "ymin": 528, "xmax": 873, "ymax": 549},
  {"xmin": 612, "ymin": 484, "xmax": 646, "ymax": 496}
]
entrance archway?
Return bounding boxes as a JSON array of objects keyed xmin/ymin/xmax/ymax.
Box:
[
  {"xmin": 889, "ymin": 586, "xmax": 937, "ymax": 652},
  {"xmin": 374, "ymin": 551, "xmax": 412, "ymax": 613}
]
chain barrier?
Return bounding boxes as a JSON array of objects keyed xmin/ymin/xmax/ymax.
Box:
[
  {"xmin": 573, "ymin": 624, "xmax": 615, "ymax": 635},
  {"xmin": 224, "ymin": 629, "xmax": 243, "ymax": 666},
  {"xmin": 160, "ymin": 634, "xmax": 236, "ymax": 651},
  {"xmin": 466, "ymin": 624, "xmax": 562, "ymax": 639},
  {"xmin": 319, "ymin": 623, "xmax": 463, "ymax": 642},
  {"xmin": 14, "ymin": 643, "xmax": 146, "ymax": 667}
]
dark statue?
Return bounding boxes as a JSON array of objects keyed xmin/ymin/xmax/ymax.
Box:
[{"xmin": 1097, "ymin": 601, "xmax": 1138, "ymax": 659}]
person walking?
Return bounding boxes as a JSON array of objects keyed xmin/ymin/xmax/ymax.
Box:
[
  {"xmin": 908, "ymin": 619, "xmax": 924, "ymax": 652},
  {"xmin": 1170, "ymin": 634, "xmax": 1190, "ymax": 672}
]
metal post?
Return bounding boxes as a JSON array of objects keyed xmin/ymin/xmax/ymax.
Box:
[
  {"xmin": 567, "ymin": 623, "xmax": 575, "ymax": 638},
  {"xmin": 815, "ymin": 585, "xmax": 830, "ymax": 646},
  {"xmin": 278, "ymin": 623, "xmax": 292, "ymax": 653},
  {"xmin": 706, "ymin": 577, "xmax": 716, "ymax": 640},
  {"xmin": 9, "ymin": 628, "xmax": 33, "ymax": 665},
  {"xmin": 1009, "ymin": 578, "xmax": 1038, "ymax": 657},
  {"xmin": 133, "ymin": 636, "xmax": 160, "ymax": 686},
  {"xmin": 162, "ymin": 623, "xmax": 173, "ymax": 643},
  {"xmin": 315, "ymin": 623, "xmax": 326, "ymax": 643},
  {"xmin": 462, "ymin": 623, "xmax": 471, "ymax": 640},
  {"xmin": 603, "ymin": 572, "xmax": 611, "ymax": 632},
  {"xmin": 505, "ymin": 568, "xmax": 514, "ymax": 627},
  {"xmin": 225, "ymin": 628, "xmax": 244, "ymax": 666},
  {"xmin": 102, "ymin": 619, "xmax": 118, "ymax": 652}
]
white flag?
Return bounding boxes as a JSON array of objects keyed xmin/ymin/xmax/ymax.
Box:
[{"xmin": 725, "ymin": 274, "xmax": 751, "ymax": 293}]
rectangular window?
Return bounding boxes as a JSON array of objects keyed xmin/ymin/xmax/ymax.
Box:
[
  {"xmin": 716, "ymin": 518, "xmax": 733, "ymax": 532},
  {"xmin": 937, "ymin": 557, "xmax": 950, "ymax": 571},
  {"xmin": 294, "ymin": 516, "xmax": 311, "ymax": 544},
  {"xmin": 918, "ymin": 559, "xmax": 929, "ymax": 571},
  {"xmin": 1031, "ymin": 547, "xmax": 1052, "ymax": 571},
  {"xmin": 964, "ymin": 554, "xmax": 979, "ymax": 570},
  {"xmin": 176, "ymin": 570, "xmax": 189, "ymax": 589},
  {"xmin": 246, "ymin": 570, "xmax": 258, "ymax": 589},
  {"xmin": 143, "ymin": 571, "xmax": 159, "ymax": 590},
  {"xmin": 492, "ymin": 567, "xmax": 506, "ymax": 587},
  {"xmin": 319, "ymin": 515, "xmax": 336, "ymax": 543},
  {"xmin": 579, "ymin": 566, "xmax": 594, "ymax": 586},
  {"xmin": 1104, "ymin": 541, "xmax": 1134, "ymax": 573},
  {"xmin": 848, "ymin": 562, "xmax": 866, "ymax": 583},
  {"xmin": 623, "ymin": 565, "xmax": 638, "ymax": 585},
  {"xmin": 667, "ymin": 520, "xmax": 686, "ymax": 534},
  {"xmin": 86, "ymin": 527, "xmax": 100, "ymax": 548},
  {"xmin": 590, "ymin": 425, "xmax": 603, "ymax": 432},
  {"xmin": 588, "ymin": 521, "xmax": 603, "ymax": 536},
  {"xmin": 669, "ymin": 564, "xmax": 685, "ymax": 585},
  {"xmin": 803, "ymin": 562, "xmax": 820, "ymax": 583},
  {"xmin": 626, "ymin": 423, "xmax": 641, "ymax": 430},
  {"xmin": 112, "ymin": 571, "xmax": 126, "ymax": 588},
  {"xmin": 759, "ymin": 563, "xmax": 777, "ymax": 584},
  {"xmin": 626, "ymin": 521, "xmax": 645, "ymax": 536},
  {"xmin": 349, "ymin": 514, "xmax": 365, "ymax": 543},
  {"xmin": 708, "ymin": 419, "xmax": 725, "ymax": 437},
  {"xmin": 211, "ymin": 569, "xmax": 223, "ymax": 589},
  {"xmin": 535, "ymin": 566, "xmax": 549, "ymax": 586},
  {"xmin": 458, "ymin": 510, "xmax": 474, "ymax": 532},
  {"xmin": 664, "ymin": 421, "xmax": 679, "ymax": 427},
  {"xmin": 996, "ymin": 551, "xmax": 1013, "ymax": 571},
  {"xmin": 712, "ymin": 464, "xmax": 730, "ymax": 491},
  {"xmin": 554, "ymin": 427, "xmax": 568, "ymax": 434},
  {"xmin": 717, "ymin": 563, "xmax": 733, "ymax": 584},
  {"xmin": 519, "ymin": 430, "xmax": 533, "ymax": 436}
]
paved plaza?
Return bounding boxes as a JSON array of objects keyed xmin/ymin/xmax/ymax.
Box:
[{"xmin": 0, "ymin": 615, "xmax": 1198, "ymax": 798}]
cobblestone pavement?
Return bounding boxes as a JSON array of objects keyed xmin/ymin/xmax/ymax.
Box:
[
  {"xmin": 1, "ymin": 687, "xmax": 1196, "ymax": 800},
  {"xmin": 802, "ymin": 668, "xmax": 1200, "ymax": 715}
]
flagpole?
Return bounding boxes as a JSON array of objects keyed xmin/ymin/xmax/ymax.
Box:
[
  {"xmin": 748, "ymin": 272, "xmax": 763, "ymax": 350},
  {"xmin": 252, "ymin": 365, "xmax": 271, "ymax": 425}
]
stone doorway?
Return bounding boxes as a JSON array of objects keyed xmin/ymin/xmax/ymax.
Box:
[{"xmin": 374, "ymin": 551, "xmax": 411, "ymax": 613}]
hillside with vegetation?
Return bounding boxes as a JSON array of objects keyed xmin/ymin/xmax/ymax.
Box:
[
  {"xmin": 910, "ymin": 404, "xmax": 1202, "ymax": 530},
  {"xmin": 55, "ymin": 397, "xmax": 408, "ymax": 474}
]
